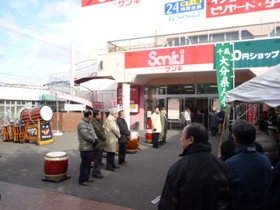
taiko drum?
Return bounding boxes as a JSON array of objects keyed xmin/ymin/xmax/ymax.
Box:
[
  {"xmin": 44, "ymin": 151, "xmax": 68, "ymax": 179},
  {"xmin": 20, "ymin": 105, "xmax": 53, "ymax": 123},
  {"xmin": 127, "ymin": 132, "xmax": 139, "ymax": 152},
  {"xmin": 145, "ymin": 129, "xmax": 153, "ymax": 143}
]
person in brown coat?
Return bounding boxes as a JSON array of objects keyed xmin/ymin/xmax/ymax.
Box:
[
  {"xmin": 104, "ymin": 108, "xmax": 121, "ymax": 171},
  {"xmin": 91, "ymin": 109, "xmax": 107, "ymax": 178}
]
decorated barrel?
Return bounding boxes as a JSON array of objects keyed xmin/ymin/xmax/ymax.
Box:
[{"xmin": 20, "ymin": 105, "xmax": 53, "ymax": 123}]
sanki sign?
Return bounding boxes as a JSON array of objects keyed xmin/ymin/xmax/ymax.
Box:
[{"xmin": 125, "ymin": 45, "xmax": 213, "ymax": 74}]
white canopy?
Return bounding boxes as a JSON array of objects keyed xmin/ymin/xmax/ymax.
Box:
[{"xmin": 225, "ymin": 64, "xmax": 280, "ymax": 107}]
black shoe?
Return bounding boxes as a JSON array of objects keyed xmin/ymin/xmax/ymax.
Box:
[
  {"xmin": 92, "ymin": 173, "xmax": 103, "ymax": 179},
  {"xmin": 101, "ymin": 163, "xmax": 104, "ymax": 166},
  {"xmin": 87, "ymin": 178, "xmax": 94, "ymax": 182},
  {"xmin": 107, "ymin": 168, "xmax": 115, "ymax": 172},
  {"xmin": 153, "ymin": 146, "xmax": 159, "ymax": 149},
  {"xmin": 112, "ymin": 165, "xmax": 120, "ymax": 169}
]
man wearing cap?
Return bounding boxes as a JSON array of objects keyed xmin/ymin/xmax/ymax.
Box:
[
  {"xmin": 104, "ymin": 108, "xmax": 121, "ymax": 171},
  {"xmin": 159, "ymin": 107, "xmax": 168, "ymax": 145},
  {"xmin": 151, "ymin": 106, "xmax": 162, "ymax": 149}
]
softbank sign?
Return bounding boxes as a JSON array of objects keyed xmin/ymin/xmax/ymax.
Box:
[{"xmin": 125, "ymin": 45, "xmax": 213, "ymax": 69}]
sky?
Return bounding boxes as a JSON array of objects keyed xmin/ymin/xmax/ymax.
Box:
[{"xmin": 0, "ymin": 0, "xmax": 81, "ymax": 86}]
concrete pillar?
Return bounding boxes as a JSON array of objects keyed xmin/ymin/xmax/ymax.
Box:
[{"xmin": 122, "ymin": 83, "xmax": 130, "ymax": 129}]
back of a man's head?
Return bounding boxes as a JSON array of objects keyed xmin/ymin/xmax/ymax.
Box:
[
  {"xmin": 186, "ymin": 123, "xmax": 209, "ymax": 143},
  {"xmin": 254, "ymin": 118, "xmax": 268, "ymax": 132},
  {"xmin": 233, "ymin": 122, "xmax": 256, "ymax": 145},
  {"xmin": 84, "ymin": 109, "xmax": 92, "ymax": 118},
  {"xmin": 231, "ymin": 119, "xmax": 247, "ymax": 132}
]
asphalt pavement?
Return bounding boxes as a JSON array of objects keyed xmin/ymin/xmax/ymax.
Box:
[{"xmin": 0, "ymin": 129, "xmax": 221, "ymax": 210}]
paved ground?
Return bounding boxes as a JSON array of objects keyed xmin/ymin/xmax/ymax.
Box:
[{"xmin": 0, "ymin": 130, "xmax": 221, "ymax": 210}]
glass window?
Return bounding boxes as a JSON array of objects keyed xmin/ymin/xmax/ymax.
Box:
[
  {"xmin": 181, "ymin": 85, "xmax": 195, "ymax": 94},
  {"xmin": 199, "ymin": 35, "xmax": 208, "ymax": 44},
  {"xmin": 241, "ymin": 30, "xmax": 254, "ymax": 40},
  {"xmin": 212, "ymin": 33, "xmax": 225, "ymax": 42},
  {"xmin": 204, "ymin": 84, "xmax": 218, "ymax": 94},
  {"xmin": 167, "ymin": 85, "xmax": 182, "ymax": 94},
  {"xmin": 226, "ymin": 32, "xmax": 239, "ymax": 41},
  {"xmin": 174, "ymin": 38, "xmax": 180, "ymax": 46},
  {"xmin": 187, "ymin": 36, "xmax": 198, "ymax": 45}
]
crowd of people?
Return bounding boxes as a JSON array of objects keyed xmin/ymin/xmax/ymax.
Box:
[
  {"xmin": 77, "ymin": 108, "xmax": 131, "ymax": 186},
  {"xmin": 159, "ymin": 120, "xmax": 280, "ymax": 210}
]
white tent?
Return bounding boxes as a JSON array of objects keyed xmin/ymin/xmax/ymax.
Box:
[{"xmin": 225, "ymin": 64, "xmax": 280, "ymax": 107}]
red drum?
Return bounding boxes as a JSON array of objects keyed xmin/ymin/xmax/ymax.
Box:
[
  {"xmin": 21, "ymin": 105, "xmax": 53, "ymax": 123},
  {"xmin": 127, "ymin": 132, "xmax": 139, "ymax": 153},
  {"xmin": 145, "ymin": 129, "xmax": 153, "ymax": 143},
  {"xmin": 44, "ymin": 151, "xmax": 68, "ymax": 179}
]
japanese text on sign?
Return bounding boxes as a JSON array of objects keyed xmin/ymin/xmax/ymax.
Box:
[
  {"xmin": 233, "ymin": 50, "xmax": 280, "ymax": 61},
  {"xmin": 165, "ymin": 0, "xmax": 204, "ymax": 15},
  {"xmin": 207, "ymin": 0, "xmax": 280, "ymax": 18},
  {"xmin": 118, "ymin": 0, "xmax": 140, "ymax": 7},
  {"xmin": 215, "ymin": 43, "xmax": 233, "ymax": 110}
]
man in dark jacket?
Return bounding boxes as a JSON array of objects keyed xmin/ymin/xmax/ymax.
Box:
[
  {"xmin": 77, "ymin": 109, "xmax": 97, "ymax": 186},
  {"xmin": 209, "ymin": 106, "xmax": 219, "ymax": 136},
  {"xmin": 264, "ymin": 161, "xmax": 280, "ymax": 209},
  {"xmin": 91, "ymin": 109, "xmax": 107, "ymax": 179},
  {"xmin": 220, "ymin": 119, "xmax": 263, "ymax": 162},
  {"xmin": 158, "ymin": 123, "xmax": 233, "ymax": 210},
  {"xmin": 117, "ymin": 110, "xmax": 131, "ymax": 166},
  {"xmin": 225, "ymin": 122, "xmax": 271, "ymax": 210}
]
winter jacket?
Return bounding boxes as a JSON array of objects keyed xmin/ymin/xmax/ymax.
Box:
[
  {"xmin": 264, "ymin": 161, "xmax": 280, "ymax": 209},
  {"xmin": 220, "ymin": 137, "xmax": 263, "ymax": 162},
  {"xmin": 77, "ymin": 118, "xmax": 97, "ymax": 151},
  {"xmin": 158, "ymin": 141, "xmax": 234, "ymax": 210},
  {"xmin": 151, "ymin": 112, "xmax": 162, "ymax": 133},
  {"xmin": 104, "ymin": 114, "xmax": 120, "ymax": 153},
  {"xmin": 255, "ymin": 131, "xmax": 278, "ymax": 163},
  {"xmin": 267, "ymin": 113, "xmax": 278, "ymax": 132},
  {"xmin": 209, "ymin": 111, "xmax": 219, "ymax": 127},
  {"xmin": 91, "ymin": 117, "xmax": 107, "ymax": 151},
  {"xmin": 117, "ymin": 117, "xmax": 131, "ymax": 143},
  {"xmin": 225, "ymin": 144, "xmax": 272, "ymax": 210}
]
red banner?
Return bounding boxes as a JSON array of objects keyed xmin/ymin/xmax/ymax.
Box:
[
  {"xmin": 81, "ymin": 0, "xmax": 113, "ymax": 7},
  {"xmin": 207, "ymin": 0, "xmax": 280, "ymax": 18},
  {"xmin": 246, "ymin": 103, "xmax": 258, "ymax": 123},
  {"xmin": 125, "ymin": 45, "xmax": 213, "ymax": 69},
  {"xmin": 93, "ymin": 102, "xmax": 104, "ymax": 109},
  {"xmin": 117, "ymin": 87, "xmax": 140, "ymax": 113}
]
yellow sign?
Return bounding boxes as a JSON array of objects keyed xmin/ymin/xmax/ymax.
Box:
[
  {"xmin": 180, "ymin": 0, "xmax": 202, "ymax": 7},
  {"xmin": 130, "ymin": 104, "xmax": 136, "ymax": 109}
]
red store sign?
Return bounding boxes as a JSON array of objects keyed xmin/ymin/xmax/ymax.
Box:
[
  {"xmin": 117, "ymin": 87, "xmax": 140, "ymax": 113},
  {"xmin": 81, "ymin": 0, "xmax": 113, "ymax": 7},
  {"xmin": 125, "ymin": 44, "xmax": 213, "ymax": 69},
  {"xmin": 206, "ymin": 0, "xmax": 280, "ymax": 18}
]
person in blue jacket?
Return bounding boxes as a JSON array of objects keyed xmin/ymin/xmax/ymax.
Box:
[{"xmin": 225, "ymin": 122, "xmax": 271, "ymax": 210}]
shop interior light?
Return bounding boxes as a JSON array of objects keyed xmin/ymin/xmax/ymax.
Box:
[
  {"xmin": 210, "ymin": 85, "xmax": 217, "ymax": 87},
  {"xmin": 184, "ymin": 86, "xmax": 193, "ymax": 88}
]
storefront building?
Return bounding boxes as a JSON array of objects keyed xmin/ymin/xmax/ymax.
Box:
[{"xmin": 80, "ymin": 0, "xmax": 280, "ymax": 130}]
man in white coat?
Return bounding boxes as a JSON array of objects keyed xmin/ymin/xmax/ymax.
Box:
[{"xmin": 151, "ymin": 106, "xmax": 162, "ymax": 149}]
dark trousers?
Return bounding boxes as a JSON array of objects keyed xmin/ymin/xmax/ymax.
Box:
[
  {"xmin": 79, "ymin": 150, "xmax": 93, "ymax": 184},
  {"xmin": 211, "ymin": 127, "xmax": 218, "ymax": 136},
  {"xmin": 152, "ymin": 133, "xmax": 159, "ymax": 148},
  {"xmin": 118, "ymin": 142, "xmax": 127, "ymax": 164},
  {"xmin": 106, "ymin": 152, "xmax": 116, "ymax": 169},
  {"xmin": 162, "ymin": 130, "xmax": 167, "ymax": 143},
  {"xmin": 92, "ymin": 149, "xmax": 103, "ymax": 176}
]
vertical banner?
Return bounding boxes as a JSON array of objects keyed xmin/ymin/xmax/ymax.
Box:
[
  {"xmin": 214, "ymin": 43, "xmax": 233, "ymax": 110},
  {"xmin": 246, "ymin": 104, "xmax": 258, "ymax": 123}
]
